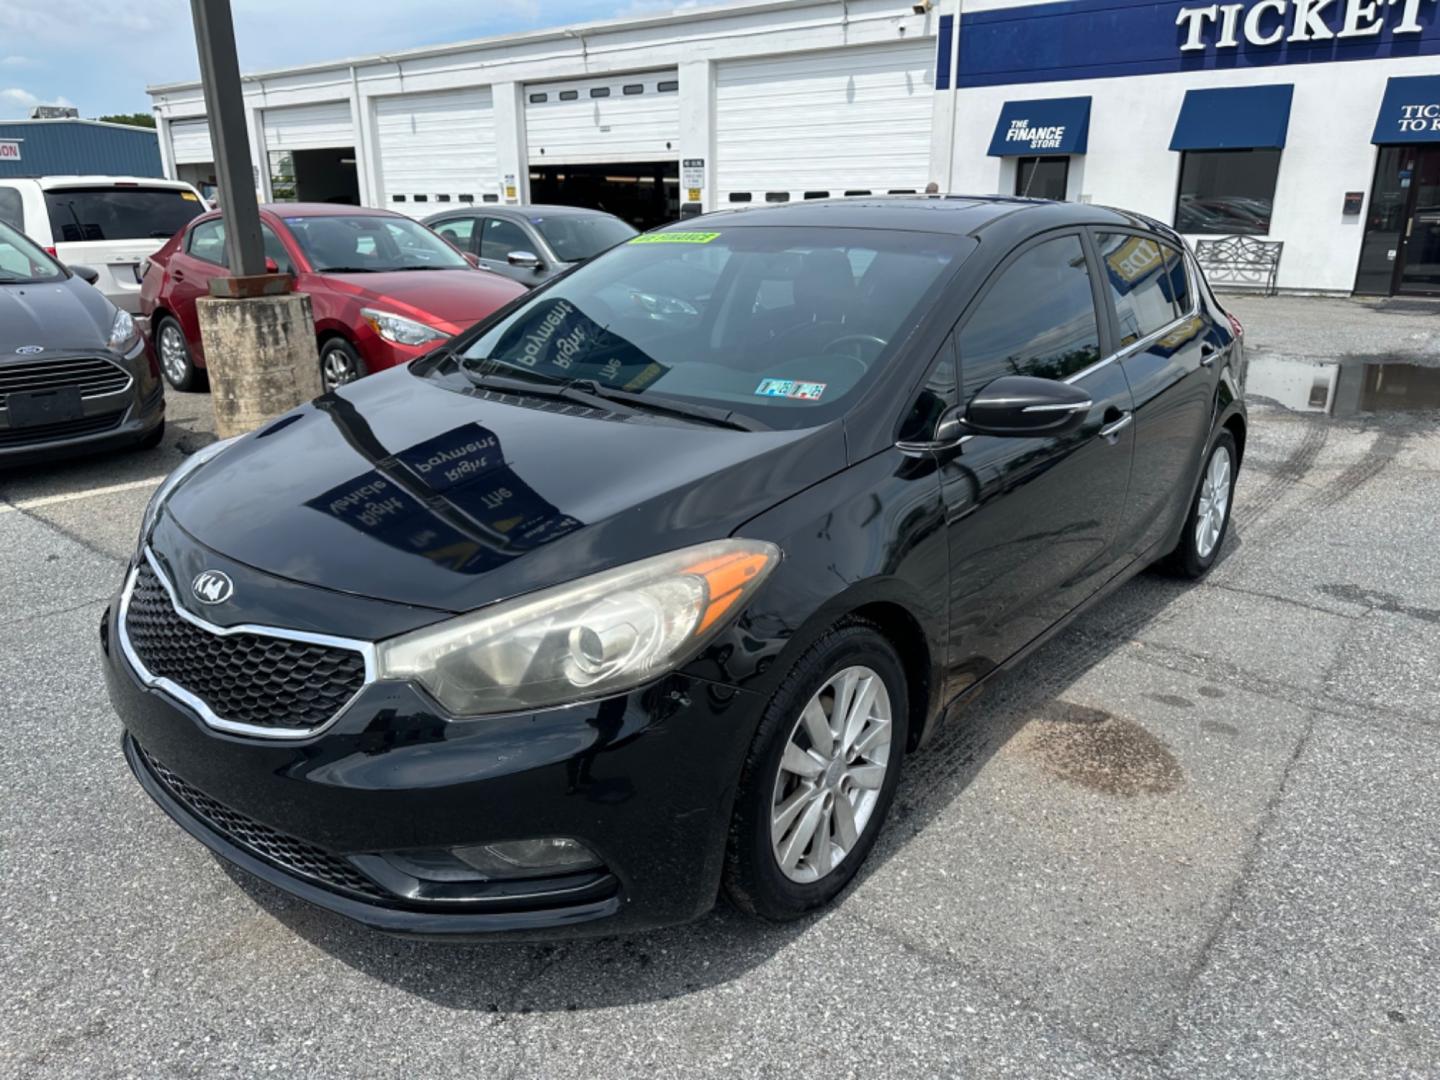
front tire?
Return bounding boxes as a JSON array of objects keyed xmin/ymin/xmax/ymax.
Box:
[
  {"xmin": 155, "ymin": 317, "xmax": 202, "ymax": 392},
  {"xmin": 320, "ymin": 338, "xmax": 368, "ymax": 391},
  {"xmin": 724, "ymin": 624, "xmax": 909, "ymax": 921},
  {"xmin": 1166, "ymin": 430, "xmax": 1237, "ymax": 579}
]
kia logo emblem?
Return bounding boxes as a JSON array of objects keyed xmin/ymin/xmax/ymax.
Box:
[{"xmin": 191, "ymin": 570, "xmax": 234, "ymax": 605}]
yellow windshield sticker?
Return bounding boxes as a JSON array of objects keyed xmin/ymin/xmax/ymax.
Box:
[
  {"xmin": 628, "ymin": 231, "xmax": 720, "ymax": 245},
  {"xmin": 180, "ymin": 191, "xmax": 200, "ymax": 201}
]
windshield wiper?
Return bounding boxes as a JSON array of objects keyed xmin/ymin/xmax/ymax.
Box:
[
  {"xmin": 565, "ymin": 378, "xmax": 768, "ymax": 432},
  {"xmin": 318, "ymin": 265, "xmax": 377, "ymax": 273}
]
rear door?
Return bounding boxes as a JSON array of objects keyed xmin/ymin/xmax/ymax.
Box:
[
  {"xmin": 1092, "ymin": 230, "xmax": 1216, "ymax": 559},
  {"xmin": 944, "ymin": 230, "xmax": 1136, "ymax": 683},
  {"xmin": 168, "ymin": 218, "xmax": 229, "ymax": 361},
  {"xmin": 43, "ymin": 184, "xmax": 205, "ymax": 312}
]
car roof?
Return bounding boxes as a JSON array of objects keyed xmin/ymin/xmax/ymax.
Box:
[
  {"xmin": 28, "ymin": 176, "xmax": 198, "ymax": 191},
  {"xmin": 423, "ymin": 204, "xmax": 620, "ymax": 221},
  {"xmin": 681, "ymin": 195, "xmax": 1174, "ymax": 240},
  {"xmin": 260, "ymin": 203, "xmax": 406, "ymax": 218}
]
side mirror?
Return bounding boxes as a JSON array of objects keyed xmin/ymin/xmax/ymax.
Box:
[
  {"xmin": 962, "ymin": 375, "xmax": 1093, "ymax": 438},
  {"xmin": 507, "ymin": 250, "xmax": 542, "ymax": 270},
  {"xmin": 463, "ymin": 251, "xmax": 482, "ymax": 269},
  {"xmin": 69, "ymin": 264, "xmax": 100, "ymax": 286}
]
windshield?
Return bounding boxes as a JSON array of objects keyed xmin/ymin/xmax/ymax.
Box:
[
  {"xmin": 44, "ymin": 186, "xmax": 204, "ymax": 243},
  {"xmin": 445, "ymin": 226, "xmax": 965, "ymax": 429},
  {"xmin": 533, "ymin": 214, "xmax": 638, "ymax": 263},
  {"xmin": 285, "ymin": 214, "xmax": 471, "ymax": 273},
  {"xmin": 0, "ymin": 219, "xmax": 65, "ymax": 283}
]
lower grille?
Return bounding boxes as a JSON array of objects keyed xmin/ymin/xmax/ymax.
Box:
[
  {"xmin": 123, "ymin": 560, "xmax": 367, "ymax": 734},
  {"xmin": 0, "ymin": 355, "xmax": 132, "ymax": 401},
  {"xmin": 0, "ymin": 410, "xmax": 123, "ymax": 447},
  {"xmin": 135, "ymin": 741, "xmax": 387, "ymax": 901}
]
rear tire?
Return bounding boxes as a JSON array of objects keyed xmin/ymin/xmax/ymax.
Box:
[
  {"xmin": 723, "ymin": 623, "xmax": 909, "ymax": 921},
  {"xmin": 155, "ymin": 317, "xmax": 202, "ymax": 392},
  {"xmin": 1165, "ymin": 430, "xmax": 1237, "ymax": 579},
  {"xmin": 320, "ymin": 338, "xmax": 368, "ymax": 391}
]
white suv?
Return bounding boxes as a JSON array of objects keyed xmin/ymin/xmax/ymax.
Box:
[{"xmin": 0, "ymin": 176, "xmax": 207, "ymax": 312}]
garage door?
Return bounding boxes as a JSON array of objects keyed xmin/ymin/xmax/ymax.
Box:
[
  {"xmin": 525, "ymin": 71, "xmax": 680, "ymax": 164},
  {"xmin": 262, "ymin": 102, "xmax": 355, "ymax": 151},
  {"xmin": 375, "ymin": 89, "xmax": 499, "ymax": 207},
  {"xmin": 170, "ymin": 118, "xmax": 213, "ymax": 165},
  {"xmin": 715, "ymin": 42, "xmax": 935, "ymax": 204}
]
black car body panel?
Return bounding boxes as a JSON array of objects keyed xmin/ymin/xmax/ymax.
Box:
[
  {"xmin": 104, "ymin": 196, "xmax": 1245, "ymax": 936},
  {"xmin": 1, "ymin": 268, "xmax": 163, "ymax": 464}
]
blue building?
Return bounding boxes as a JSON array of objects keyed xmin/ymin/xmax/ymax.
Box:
[{"xmin": 0, "ymin": 118, "xmax": 162, "ymax": 180}]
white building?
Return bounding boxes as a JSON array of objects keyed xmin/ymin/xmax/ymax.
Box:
[{"xmin": 148, "ymin": 0, "xmax": 1440, "ymax": 295}]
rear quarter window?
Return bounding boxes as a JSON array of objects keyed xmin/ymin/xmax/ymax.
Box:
[
  {"xmin": 0, "ymin": 186, "xmax": 23, "ymax": 231},
  {"xmin": 44, "ymin": 186, "xmax": 204, "ymax": 243}
]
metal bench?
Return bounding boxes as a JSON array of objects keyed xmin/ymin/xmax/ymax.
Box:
[{"xmin": 1193, "ymin": 236, "xmax": 1284, "ymax": 296}]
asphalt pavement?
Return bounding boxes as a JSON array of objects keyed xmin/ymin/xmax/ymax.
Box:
[{"xmin": 2, "ymin": 304, "xmax": 1438, "ymax": 1079}]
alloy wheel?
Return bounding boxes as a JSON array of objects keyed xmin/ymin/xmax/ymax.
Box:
[
  {"xmin": 322, "ymin": 347, "xmax": 357, "ymax": 391},
  {"xmin": 158, "ymin": 324, "xmax": 188, "ymax": 387},
  {"xmin": 770, "ymin": 665, "xmax": 893, "ymax": 884},
  {"xmin": 1195, "ymin": 444, "xmax": 1233, "ymax": 559}
]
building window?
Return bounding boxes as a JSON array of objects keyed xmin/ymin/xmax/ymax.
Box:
[
  {"xmin": 657, "ymin": 80, "xmax": 679, "ymax": 93},
  {"xmin": 888, "ymin": 189, "xmax": 917, "ymax": 195},
  {"xmin": 528, "ymin": 93, "xmax": 548, "ymax": 104},
  {"xmin": 623, "ymin": 84, "xmax": 644, "ymax": 95},
  {"xmin": 765, "ymin": 192, "xmax": 790, "ymax": 203},
  {"xmin": 728, "ymin": 192, "xmax": 752, "ymax": 203},
  {"xmin": 437, "ymin": 194, "xmax": 451, "ymax": 203},
  {"xmin": 391, "ymin": 194, "xmax": 406, "ymax": 203},
  {"xmin": 482, "ymin": 193, "xmax": 499, "ymax": 203},
  {"xmin": 844, "ymin": 190, "xmax": 871, "ymax": 197},
  {"xmin": 1015, "ymin": 157, "xmax": 1069, "ymax": 201},
  {"xmin": 1174, "ymin": 149, "xmax": 1280, "ymax": 236},
  {"xmin": 804, "ymin": 191, "xmax": 829, "ymax": 200},
  {"xmin": 590, "ymin": 87, "xmax": 611, "ymax": 98},
  {"xmin": 459, "ymin": 194, "xmax": 475, "ymax": 203},
  {"xmin": 559, "ymin": 90, "xmax": 579, "ymax": 101}
]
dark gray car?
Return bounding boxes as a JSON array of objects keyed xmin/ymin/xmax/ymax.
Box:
[
  {"xmin": 423, "ymin": 204, "xmax": 638, "ymax": 288},
  {"xmin": 0, "ymin": 219, "xmax": 164, "ymax": 466}
]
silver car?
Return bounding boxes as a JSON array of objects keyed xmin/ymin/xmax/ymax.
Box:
[
  {"xmin": 423, "ymin": 204, "xmax": 638, "ymax": 288},
  {"xmin": 0, "ymin": 219, "xmax": 164, "ymax": 466}
]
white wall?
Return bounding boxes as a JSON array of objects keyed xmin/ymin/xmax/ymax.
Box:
[{"xmin": 951, "ymin": 55, "xmax": 1440, "ymax": 293}]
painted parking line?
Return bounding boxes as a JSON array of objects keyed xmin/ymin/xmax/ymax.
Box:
[{"xmin": 0, "ymin": 475, "xmax": 165, "ymax": 514}]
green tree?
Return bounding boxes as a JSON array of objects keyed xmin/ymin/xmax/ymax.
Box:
[{"xmin": 97, "ymin": 113, "xmax": 156, "ymax": 129}]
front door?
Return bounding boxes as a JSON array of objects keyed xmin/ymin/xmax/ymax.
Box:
[
  {"xmin": 477, "ymin": 216, "xmax": 541, "ymax": 285},
  {"xmin": 943, "ymin": 230, "xmax": 1135, "ymax": 688},
  {"xmin": 1356, "ymin": 146, "xmax": 1440, "ymax": 296}
]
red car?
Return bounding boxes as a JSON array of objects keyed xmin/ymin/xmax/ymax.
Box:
[{"xmin": 139, "ymin": 204, "xmax": 527, "ymax": 392}]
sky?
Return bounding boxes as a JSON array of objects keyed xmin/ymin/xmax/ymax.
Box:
[{"xmin": 0, "ymin": 0, "xmax": 698, "ymax": 120}]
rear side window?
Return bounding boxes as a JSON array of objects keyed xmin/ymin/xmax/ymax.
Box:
[
  {"xmin": 187, "ymin": 218, "xmax": 227, "ymax": 266},
  {"xmin": 1095, "ymin": 232, "xmax": 1182, "ymax": 347},
  {"xmin": 0, "ymin": 186, "xmax": 22, "ymax": 231},
  {"xmin": 431, "ymin": 217, "xmax": 478, "ymax": 251},
  {"xmin": 44, "ymin": 186, "xmax": 203, "ymax": 243},
  {"xmin": 958, "ymin": 233, "xmax": 1101, "ymax": 395},
  {"xmin": 1163, "ymin": 243, "xmax": 1191, "ymax": 316}
]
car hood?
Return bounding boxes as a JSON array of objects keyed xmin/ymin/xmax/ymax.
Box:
[
  {"xmin": 0, "ymin": 277, "xmax": 111, "ymax": 353},
  {"xmin": 166, "ymin": 367, "xmax": 844, "ymax": 612},
  {"xmin": 319, "ymin": 269, "xmax": 525, "ymax": 332}
]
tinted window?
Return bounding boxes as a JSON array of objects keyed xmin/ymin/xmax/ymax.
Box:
[
  {"xmin": 431, "ymin": 217, "xmax": 477, "ymax": 251},
  {"xmin": 958, "ymin": 234, "xmax": 1101, "ymax": 394},
  {"xmin": 446, "ymin": 226, "xmax": 966, "ymax": 430},
  {"xmin": 1016, "ymin": 156, "xmax": 1068, "ymax": 200},
  {"xmin": 44, "ymin": 186, "xmax": 203, "ymax": 243},
  {"xmin": 533, "ymin": 214, "xmax": 637, "ymax": 263},
  {"xmin": 1163, "ymin": 243, "xmax": 1190, "ymax": 316},
  {"xmin": 262, "ymin": 225, "xmax": 294, "ymax": 275},
  {"xmin": 0, "ymin": 219, "xmax": 64, "ymax": 282},
  {"xmin": 1175, "ymin": 149, "xmax": 1279, "ymax": 236},
  {"xmin": 900, "ymin": 342, "xmax": 957, "ymax": 443},
  {"xmin": 480, "ymin": 217, "xmax": 531, "ymax": 261},
  {"xmin": 187, "ymin": 218, "xmax": 227, "ymax": 266},
  {"xmin": 1096, "ymin": 232, "xmax": 1181, "ymax": 346},
  {"xmin": 0, "ymin": 186, "xmax": 22, "ymax": 231}
]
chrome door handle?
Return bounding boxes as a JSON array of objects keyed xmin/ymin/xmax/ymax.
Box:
[
  {"xmin": 1099, "ymin": 412, "xmax": 1133, "ymax": 441},
  {"xmin": 1200, "ymin": 342, "xmax": 1217, "ymax": 367}
]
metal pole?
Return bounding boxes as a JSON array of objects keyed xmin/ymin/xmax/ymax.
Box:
[{"xmin": 189, "ymin": 0, "xmax": 266, "ymax": 279}]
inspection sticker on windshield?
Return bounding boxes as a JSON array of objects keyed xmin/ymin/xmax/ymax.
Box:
[
  {"xmin": 755, "ymin": 378, "xmax": 826, "ymax": 401},
  {"xmin": 628, "ymin": 231, "xmax": 721, "ymax": 245}
]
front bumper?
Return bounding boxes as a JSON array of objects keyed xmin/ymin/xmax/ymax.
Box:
[
  {"xmin": 102, "ymin": 597, "xmax": 763, "ymax": 939},
  {"xmin": 0, "ymin": 351, "xmax": 163, "ymax": 467}
]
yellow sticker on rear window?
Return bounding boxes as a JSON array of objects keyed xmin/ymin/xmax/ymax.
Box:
[
  {"xmin": 181, "ymin": 191, "xmax": 200, "ymax": 201},
  {"xmin": 628, "ymin": 231, "xmax": 720, "ymax": 245}
]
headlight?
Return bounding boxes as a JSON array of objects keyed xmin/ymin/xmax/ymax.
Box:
[
  {"xmin": 360, "ymin": 307, "xmax": 449, "ymax": 347},
  {"xmin": 108, "ymin": 309, "xmax": 140, "ymax": 352},
  {"xmin": 378, "ymin": 539, "xmax": 781, "ymax": 716},
  {"xmin": 139, "ymin": 435, "xmax": 239, "ymax": 542}
]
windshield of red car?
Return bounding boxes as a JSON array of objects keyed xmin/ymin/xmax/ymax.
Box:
[{"xmin": 285, "ymin": 215, "xmax": 471, "ymax": 273}]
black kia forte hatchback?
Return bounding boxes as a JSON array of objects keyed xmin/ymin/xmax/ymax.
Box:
[{"xmin": 102, "ymin": 197, "xmax": 1245, "ymax": 938}]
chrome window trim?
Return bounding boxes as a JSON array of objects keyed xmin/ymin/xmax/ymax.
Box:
[{"xmin": 116, "ymin": 547, "xmax": 378, "ymax": 741}]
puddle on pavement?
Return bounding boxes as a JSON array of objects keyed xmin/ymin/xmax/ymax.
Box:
[
  {"xmin": 1018, "ymin": 702, "xmax": 1183, "ymax": 797},
  {"xmin": 1246, "ymin": 355, "xmax": 1440, "ymax": 417}
]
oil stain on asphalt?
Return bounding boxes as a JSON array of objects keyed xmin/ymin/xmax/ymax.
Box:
[{"xmin": 1018, "ymin": 702, "xmax": 1183, "ymax": 797}]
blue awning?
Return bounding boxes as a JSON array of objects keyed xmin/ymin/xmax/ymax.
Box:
[
  {"xmin": 1169, "ymin": 85, "xmax": 1294, "ymax": 152},
  {"xmin": 1373, "ymin": 76, "xmax": 1440, "ymax": 145},
  {"xmin": 987, "ymin": 97, "xmax": 1091, "ymax": 157}
]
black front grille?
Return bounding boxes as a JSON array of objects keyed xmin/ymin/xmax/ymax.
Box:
[
  {"xmin": 134, "ymin": 742, "xmax": 386, "ymax": 901},
  {"xmin": 0, "ymin": 410, "xmax": 123, "ymax": 447},
  {"xmin": 124, "ymin": 561, "xmax": 367, "ymax": 732},
  {"xmin": 0, "ymin": 356, "xmax": 132, "ymax": 401}
]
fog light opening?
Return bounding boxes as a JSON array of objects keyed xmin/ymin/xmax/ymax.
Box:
[{"xmin": 454, "ymin": 837, "xmax": 602, "ymax": 878}]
